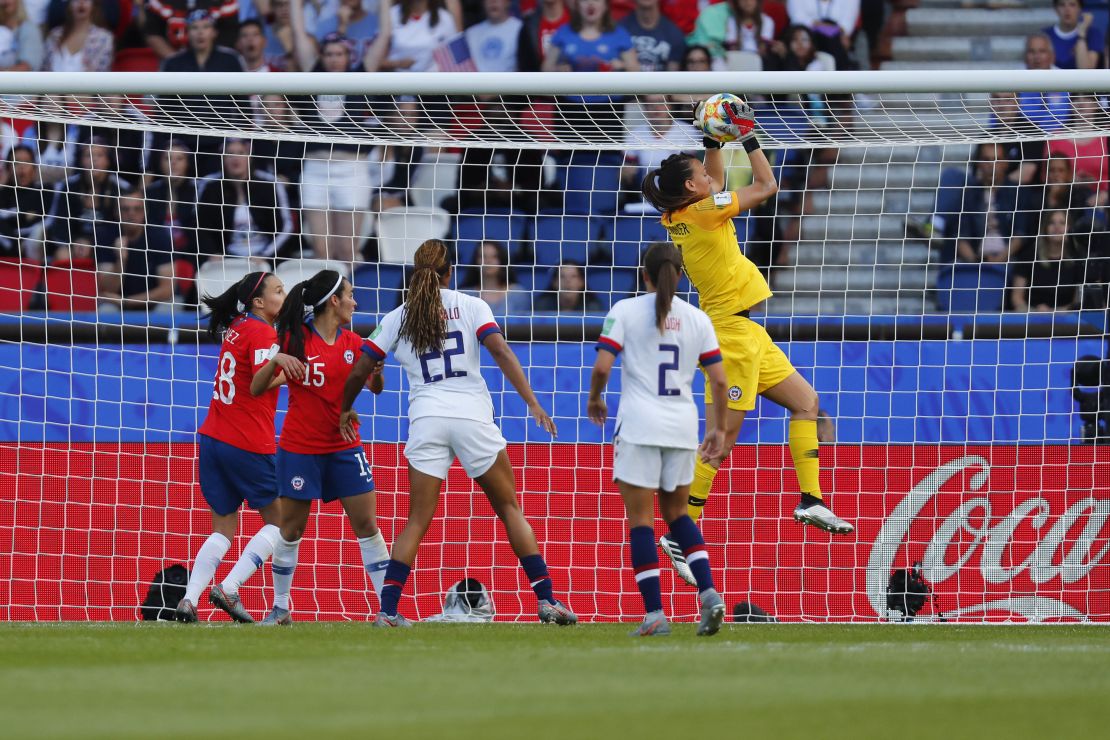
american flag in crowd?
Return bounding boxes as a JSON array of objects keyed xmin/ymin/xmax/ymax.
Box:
[{"xmin": 433, "ymin": 34, "xmax": 478, "ymax": 73}]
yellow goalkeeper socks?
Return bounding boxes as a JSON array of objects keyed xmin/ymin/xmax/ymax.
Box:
[
  {"xmin": 788, "ymin": 419, "xmax": 822, "ymax": 499},
  {"xmin": 688, "ymin": 458, "xmax": 718, "ymax": 523}
]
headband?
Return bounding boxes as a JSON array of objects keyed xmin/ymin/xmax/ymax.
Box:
[
  {"xmin": 236, "ymin": 272, "xmax": 268, "ymax": 313},
  {"xmin": 304, "ymin": 273, "xmax": 345, "ymax": 319},
  {"xmin": 314, "ymin": 274, "xmax": 344, "ymax": 307}
]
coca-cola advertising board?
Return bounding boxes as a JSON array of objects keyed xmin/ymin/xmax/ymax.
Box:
[{"xmin": 2, "ymin": 443, "xmax": 1107, "ymax": 622}]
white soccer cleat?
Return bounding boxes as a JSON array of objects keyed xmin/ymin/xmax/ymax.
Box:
[
  {"xmin": 658, "ymin": 535, "xmax": 697, "ymax": 587},
  {"xmin": 793, "ymin": 502, "xmax": 854, "ymax": 535}
]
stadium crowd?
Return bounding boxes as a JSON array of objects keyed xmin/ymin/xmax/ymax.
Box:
[{"xmin": 0, "ymin": 0, "xmax": 1107, "ymax": 317}]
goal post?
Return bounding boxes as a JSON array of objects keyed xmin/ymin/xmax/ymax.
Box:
[{"xmin": 0, "ymin": 71, "xmax": 1108, "ymax": 623}]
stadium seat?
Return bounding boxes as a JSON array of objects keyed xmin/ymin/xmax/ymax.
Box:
[
  {"xmin": 377, "ymin": 206, "xmax": 452, "ymax": 264},
  {"xmin": 612, "ymin": 216, "xmax": 669, "ymax": 267},
  {"xmin": 44, "ymin": 259, "xmax": 98, "ymax": 313},
  {"xmin": 194, "ymin": 258, "xmax": 255, "ymax": 308},
  {"xmin": 0, "ymin": 259, "xmax": 42, "ymax": 311},
  {"xmin": 563, "ymin": 151, "xmax": 622, "ymax": 215},
  {"xmin": 534, "ymin": 215, "xmax": 602, "ymax": 268},
  {"xmin": 586, "ymin": 267, "xmax": 639, "ymax": 303},
  {"xmin": 352, "ymin": 263, "xmax": 407, "ymax": 316},
  {"xmin": 935, "ymin": 264, "xmax": 1007, "ymax": 313},
  {"xmin": 275, "ymin": 259, "xmax": 351, "ymax": 293},
  {"xmin": 409, "ymin": 152, "xmax": 460, "ymax": 210},
  {"xmin": 455, "ymin": 210, "xmax": 531, "ymax": 266}
]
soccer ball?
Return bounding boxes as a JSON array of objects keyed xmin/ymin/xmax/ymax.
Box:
[{"xmin": 696, "ymin": 93, "xmax": 748, "ymax": 143}]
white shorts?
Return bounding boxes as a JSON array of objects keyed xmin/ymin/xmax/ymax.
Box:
[
  {"xmin": 405, "ymin": 417, "xmax": 507, "ymax": 480},
  {"xmin": 300, "ymin": 155, "xmax": 372, "ymax": 211},
  {"xmin": 612, "ymin": 438, "xmax": 696, "ymax": 492}
]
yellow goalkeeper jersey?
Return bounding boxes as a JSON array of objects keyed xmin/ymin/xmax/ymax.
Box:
[{"xmin": 661, "ymin": 191, "xmax": 772, "ymax": 322}]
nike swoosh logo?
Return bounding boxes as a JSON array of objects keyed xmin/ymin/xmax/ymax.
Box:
[{"xmin": 307, "ymin": 355, "xmax": 320, "ymax": 361}]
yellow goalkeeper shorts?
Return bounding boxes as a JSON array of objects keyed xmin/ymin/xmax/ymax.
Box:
[{"xmin": 702, "ymin": 314, "xmax": 795, "ymax": 412}]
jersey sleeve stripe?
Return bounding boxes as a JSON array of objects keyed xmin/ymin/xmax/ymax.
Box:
[
  {"xmin": 476, "ymin": 322, "xmax": 501, "ymax": 342},
  {"xmin": 699, "ymin": 349, "xmax": 723, "ymax": 366},
  {"xmin": 595, "ymin": 336, "xmax": 622, "ymax": 355},
  {"xmin": 362, "ymin": 340, "xmax": 387, "ymax": 360}
]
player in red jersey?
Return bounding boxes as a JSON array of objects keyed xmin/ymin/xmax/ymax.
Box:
[
  {"xmin": 260, "ymin": 269, "xmax": 389, "ymax": 625},
  {"xmin": 177, "ymin": 271, "xmax": 306, "ymax": 624}
]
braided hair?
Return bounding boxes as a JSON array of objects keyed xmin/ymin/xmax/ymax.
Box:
[{"xmin": 400, "ymin": 239, "xmax": 451, "ymax": 355}]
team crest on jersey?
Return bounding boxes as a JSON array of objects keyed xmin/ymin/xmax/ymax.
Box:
[
  {"xmin": 728, "ymin": 385, "xmax": 742, "ymax": 401},
  {"xmin": 344, "ymin": 350, "xmax": 354, "ymax": 364},
  {"xmin": 291, "ymin": 476, "xmax": 305, "ymax": 491}
]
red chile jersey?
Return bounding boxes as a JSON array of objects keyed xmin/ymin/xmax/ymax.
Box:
[
  {"xmin": 278, "ymin": 322, "xmax": 369, "ymax": 454},
  {"xmin": 198, "ymin": 313, "xmax": 281, "ymax": 454}
]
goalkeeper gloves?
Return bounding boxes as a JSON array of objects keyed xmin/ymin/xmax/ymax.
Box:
[{"xmin": 695, "ymin": 97, "xmax": 762, "ymax": 153}]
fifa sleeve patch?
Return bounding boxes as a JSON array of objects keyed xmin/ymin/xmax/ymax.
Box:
[
  {"xmin": 713, "ymin": 192, "xmax": 733, "ymax": 208},
  {"xmin": 253, "ymin": 343, "xmax": 279, "ymax": 366},
  {"xmin": 362, "ymin": 340, "xmax": 387, "ymax": 360},
  {"xmin": 476, "ymin": 322, "xmax": 501, "ymax": 342},
  {"xmin": 699, "ymin": 349, "xmax": 723, "ymax": 366},
  {"xmin": 596, "ymin": 336, "xmax": 622, "ymax": 355}
]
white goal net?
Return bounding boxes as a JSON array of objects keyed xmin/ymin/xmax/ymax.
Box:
[{"xmin": 0, "ymin": 71, "xmax": 1107, "ymax": 623}]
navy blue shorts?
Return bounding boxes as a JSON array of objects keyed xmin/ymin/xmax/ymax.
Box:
[
  {"xmin": 277, "ymin": 446, "xmax": 375, "ymax": 502},
  {"xmin": 198, "ymin": 434, "xmax": 278, "ymax": 516}
]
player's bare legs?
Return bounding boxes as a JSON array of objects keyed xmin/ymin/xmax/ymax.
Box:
[
  {"xmin": 373, "ymin": 466, "xmax": 441, "ymax": 627},
  {"xmin": 338, "ymin": 491, "xmax": 380, "ymax": 539},
  {"xmin": 629, "ymin": 483, "xmax": 724, "ymax": 636},
  {"xmin": 260, "ymin": 498, "xmax": 312, "ymax": 625},
  {"xmin": 661, "ymin": 405, "xmax": 745, "ymax": 585},
  {"xmin": 762, "ymin": 372, "xmax": 853, "ymax": 535},
  {"xmin": 475, "ymin": 452, "xmax": 543, "ymax": 559},
  {"xmin": 207, "ymin": 500, "xmax": 283, "ymax": 623},
  {"xmin": 619, "ymin": 482, "xmax": 671, "ymax": 636},
  {"xmin": 474, "ymin": 451, "xmax": 576, "ymax": 625}
]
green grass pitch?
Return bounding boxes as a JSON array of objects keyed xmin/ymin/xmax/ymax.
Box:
[{"xmin": 1, "ymin": 623, "xmax": 1107, "ymax": 739}]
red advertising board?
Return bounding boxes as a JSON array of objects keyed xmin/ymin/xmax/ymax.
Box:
[{"xmin": 1, "ymin": 444, "xmax": 1107, "ymax": 622}]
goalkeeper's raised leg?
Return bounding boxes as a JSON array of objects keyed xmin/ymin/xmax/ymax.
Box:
[{"xmin": 642, "ymin": 96, "xmax": 854, "ymax": 569}]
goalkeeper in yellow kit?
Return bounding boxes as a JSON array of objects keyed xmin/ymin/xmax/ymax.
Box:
[{"xmin": 641, "ymin": 97, "xmax": 853, "ymax": 585}]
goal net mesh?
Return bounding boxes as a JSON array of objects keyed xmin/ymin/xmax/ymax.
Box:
[{"xmin": 1, "ymin": 77, "xmax": 1107, "ymax": 623}]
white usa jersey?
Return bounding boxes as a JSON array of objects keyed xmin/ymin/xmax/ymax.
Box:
[
  {"xmin": 596, "ymin": 294, "xmax": 722, "ymax": 449},
  {"xmin": 364, "ymin": 289, "xmax": 500, "ymax": 423}
]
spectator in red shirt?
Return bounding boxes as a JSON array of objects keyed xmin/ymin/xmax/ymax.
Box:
[
  {"xmin": 144, "ymin": 0, "xmax": 239, "ymax": 60},
  {"xmin": 518, "ymin": 0, "xmax": 570, "ymax": 71}
]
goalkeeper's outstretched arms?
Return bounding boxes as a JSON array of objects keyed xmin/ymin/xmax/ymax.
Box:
[{"xmin": 698, "ymin": 96, "xmax": 778, "ymax": 213}]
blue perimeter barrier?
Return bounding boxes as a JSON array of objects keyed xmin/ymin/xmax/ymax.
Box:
[{"xmin": 0, "ymin": 337, "xmax": 1100, "ymax": 444}]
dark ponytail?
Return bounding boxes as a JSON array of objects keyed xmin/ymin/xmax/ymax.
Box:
[
  {"xmin": 201, "ymin": 270, "xmax": 271, "ymax": 340},
  {"xmin": 275, "ymin": 269, "xmax": 343, "ymax": 361},
  {"xmin": 641, "ymin": 153, "xmax": 699, "ymax": 213},
  {"xmin": 399, "ymin": 239, "xmax": 450, "ymax": 355},
  {"xmin": 644, "ymin": 242, "xmax": 683, "ymax": 333}
]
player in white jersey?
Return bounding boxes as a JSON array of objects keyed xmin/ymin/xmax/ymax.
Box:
[
  {"xmin": 587, "ymin": 242, "xmax": 730, "ymax": 637},
  {"xmin": 340, "ymin": 239, "xmax": 577, "ymax": 627}
]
